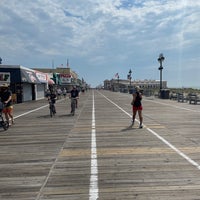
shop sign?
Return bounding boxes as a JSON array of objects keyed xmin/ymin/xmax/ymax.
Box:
[
  {"xmin": 35, "ymin": 71, "xmax": 47, "ymax": 83},
  {"xmin": 60, "ymin": 74, "xmax": 72, "ymax": 84}
]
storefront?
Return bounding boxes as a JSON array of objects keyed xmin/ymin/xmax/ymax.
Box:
[
  {"xmin": 0, "ymin": 65, "xmax": 48, "ymax": 103},
  {"xmin": 35, "ymin": 70, "xmax": 48, "ymax": 100}
]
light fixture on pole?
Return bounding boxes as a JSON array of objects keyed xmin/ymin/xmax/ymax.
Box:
[
  {"xmin": 117, "ymin": 75, "xmax": 120, "ymax": 91},
  {"xmin": 127, "ymin": 69, "xmax": 132, "ymax": 86},
  {"xmin": 157, "ymin": 53, "xmax": 165, "ymax": 90}
]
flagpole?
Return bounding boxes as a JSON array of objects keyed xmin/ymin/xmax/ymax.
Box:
[{"xmin": 52, "ymin": 59, "xmax": 54, "ymax": 71}]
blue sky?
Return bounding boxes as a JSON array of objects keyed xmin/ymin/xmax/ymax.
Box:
[{"xmin": 0, "ymin": 0, "xmax": 200, "ymax": 88}]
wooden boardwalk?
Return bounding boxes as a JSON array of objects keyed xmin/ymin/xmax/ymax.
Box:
[{"xmin": 1, "ymin": 90, "xmax": 200, "ymax": 200}]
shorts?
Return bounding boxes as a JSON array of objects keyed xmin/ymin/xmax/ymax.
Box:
[
  {"xmin": 3, "ymin": 106, "xmax": 13, "ymax": 114},
  {"xmin": 133, "ymin": 105, "xmax": 143, "ymax": 111}
]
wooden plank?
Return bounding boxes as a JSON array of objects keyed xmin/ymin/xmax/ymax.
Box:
[{"xmin": 0, "ymin": 90, "xmax": 200, "ymax": 199}]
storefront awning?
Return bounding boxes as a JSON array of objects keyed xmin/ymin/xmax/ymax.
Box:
[
  {"xmin": 21, "ymin": 69, "xmax": 40, "ymax": 83},
  {"xmin": 35, "ymin": 70, "xmax": 48, "ymax": 83}
]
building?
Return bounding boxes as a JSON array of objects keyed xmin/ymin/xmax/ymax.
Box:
[
  {"xmin": 104, "ymin": 78, "xmax": 167, "ymax": 94},
  {"xmin": 0, "ymin": 64, "xmax": 88, "ymax": 103},
  {"xmin": 0, "ymin": 65, "xmax": 51, "ymax": 103},
  {"xmin": 33, "ymin": 67, "xmax": 86, "ymax": 92}
]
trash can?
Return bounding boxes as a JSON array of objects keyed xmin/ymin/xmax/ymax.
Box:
[
  {"xmin": 160, "ymin": 89, "xmax": 170, "ymax": 99},
  {"xmin": 129, "ymin": 88, "xmax": 136, "ymax": 94}
]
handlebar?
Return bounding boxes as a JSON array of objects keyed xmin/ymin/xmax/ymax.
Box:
[{"xmin": 48, "ymin": 99, "xmax": 55, "ymax": 103}]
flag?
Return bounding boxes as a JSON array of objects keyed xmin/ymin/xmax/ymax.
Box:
[{"xmin": 114, "ymin": 73, "xmax": 119, "ymax": 78}]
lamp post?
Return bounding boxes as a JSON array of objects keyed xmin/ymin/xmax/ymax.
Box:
[
  {"xmin": 128, "ymin": 69, "xmax": 132, "ymax": 86},
  {"xmin": 117, "ymin": 75, "xmax": 120, "ymax": 91},
  {"xmin": 157, "ymin": 53, "xmax": 165, "ymax": 91}
]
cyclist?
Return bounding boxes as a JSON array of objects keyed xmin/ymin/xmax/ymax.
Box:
[
  {"xmin": 69, "ymin": 86, "xmax": 79, "ymax": 113},
  {"xmin": 46, "ymin": 90, "xmax": 57, "ymax": 114},
  {"xmin": 0, "ymin": 83, "xmax": 14, "ymax": 125}
]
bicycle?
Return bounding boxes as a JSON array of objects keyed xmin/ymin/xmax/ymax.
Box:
[
  {"xmin": 49, "ymin": 99, "xmax": 56, "ymax": 117},
  {"xmin": 0, "ymin": 102, "xmax": 9, "ymax": 131},
  {"xmin": 70, "ymin": 97, "xmax": 78, "ymax": 116}
]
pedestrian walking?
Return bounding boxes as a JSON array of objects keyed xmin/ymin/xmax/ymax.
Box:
[{"xmin": 131, "ymin": 86, "xmax": 143, "ymax": 128}]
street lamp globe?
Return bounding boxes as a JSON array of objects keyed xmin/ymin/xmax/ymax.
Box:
[
  {"xmin": 158, "ymin": 53, "xmax": 165, "ymax": 70},
  {"xmin": 157, "ymin": 53, "xmax": 165, "ymax": 94}
]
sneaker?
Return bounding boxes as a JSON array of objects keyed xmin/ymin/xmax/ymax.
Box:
[
  {"xmin": 7, "ymin": 121, "xmax": 11, "ymax": 126},
  {"xmin": 130, "ymin": 120, "xmax": 134, "ymax": 126},
  {"xmin": 139, "ymin": 124, "xmax": 143, "ymax": 129}
]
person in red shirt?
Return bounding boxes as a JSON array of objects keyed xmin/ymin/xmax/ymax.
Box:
[{"xmin": 131, "ymin": 86, "xmax": 143, "ymax": 128}]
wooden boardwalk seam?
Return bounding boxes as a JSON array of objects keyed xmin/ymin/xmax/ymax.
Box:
[{"xmin": 1, "ymin": 90, "xmax": 200, "ymax": 199}]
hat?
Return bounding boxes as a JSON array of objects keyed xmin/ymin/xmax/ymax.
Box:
[
  {"xmin": 0, "ymin": 83, "xmax": 9, "ymax": 87},
  {"xmin": 135, "ymin": 86, "xmax": 140, "ymax": 91}
]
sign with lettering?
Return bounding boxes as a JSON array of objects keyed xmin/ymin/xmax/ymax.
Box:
[
  {"xmin": 60, "ymin": 74, "xmax": 72, "ymax": 84},
  {"xmin": 35, "ymin": 71, "xmax": 47, "ymax": 83}
]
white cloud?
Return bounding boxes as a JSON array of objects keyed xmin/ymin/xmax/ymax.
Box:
[{"xmin": 0, "ymin": 0, "xmax": 200, "ymax": 87}]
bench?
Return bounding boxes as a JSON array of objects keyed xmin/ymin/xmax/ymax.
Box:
[
  {"xmin": 177, "ymin": 93, "xmax": 188, "ymax": 103},
  {"xmin": 189, "ymin": 94, "xmax": 200, "ymax": 104},
  {"xmin": 170, "ymin": 93, "xmax": 177, "ymax": 100}
]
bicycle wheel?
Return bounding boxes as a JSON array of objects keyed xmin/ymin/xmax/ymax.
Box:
[
  {"xmin": 49, "ymin": 105, "xmax": 53, "ymax": 117},
  {"xmin": 52, "ymin": 105, "xmax": 56, "ymax": 115},
  {"xmin": 71, "ymin": 100, "xmax": 75, "ymax": 116},
  {"xmin": 1, "ymin": 121, "xmax": 9, "ymax": 131}
]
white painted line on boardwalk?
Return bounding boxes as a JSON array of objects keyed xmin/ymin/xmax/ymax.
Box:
[
  {"xmin": 14, "ymin": 99, "xmax": 64, "ymax": 119},
  {"xmin": 89, "ymin": 92, "xmax": 99, "ymax": 200},
  {"xmin": 146, "ymin": 127, "xmax": 200, "ymax": 170},
  {"xmin": 100, "ymin": 92, "xmax": 200, "ymax": 171},
  {"xmin": 14, "ymin": 105, "xmax": 48, "ymax": 119}
]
